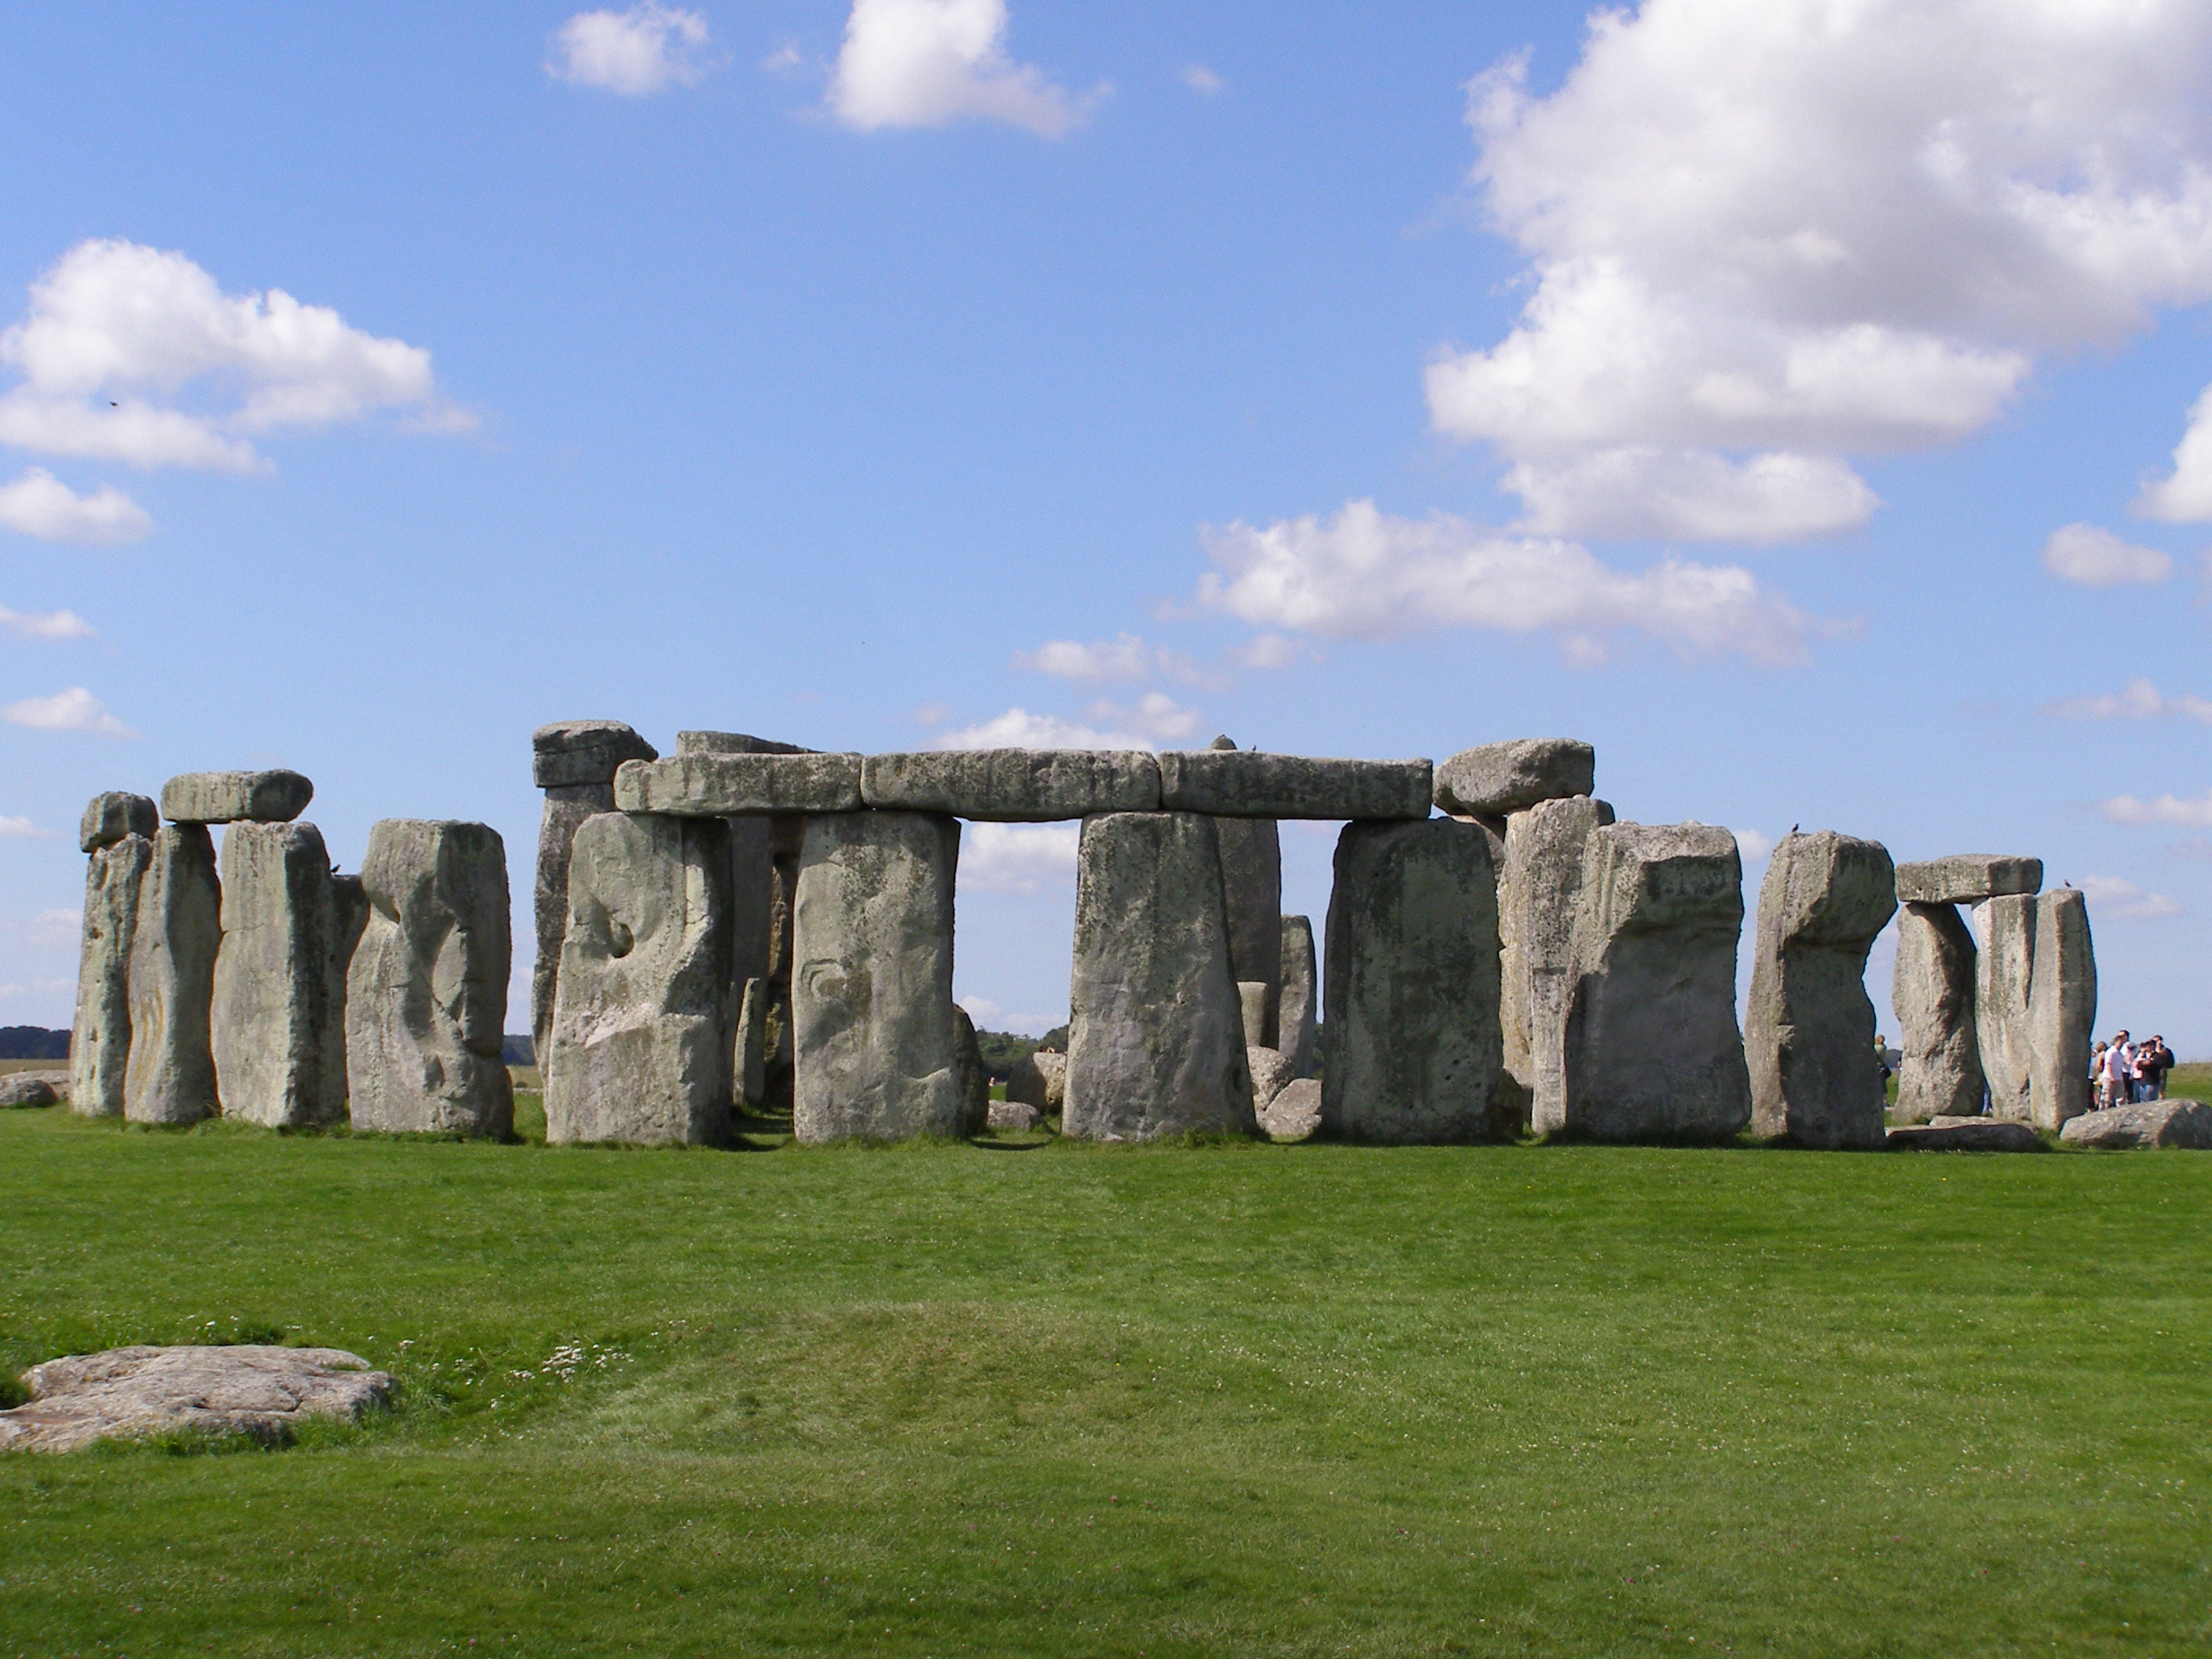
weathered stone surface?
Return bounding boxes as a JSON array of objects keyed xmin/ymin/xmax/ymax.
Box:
[
  {"xmin": 0, "ymin": 1346, "xmax": 391, "ymax": 1453},
  {"xmin": 1218, "ymin": 824, "xmax": 1281, "ymax": 1036},
  {"xmin": 1006, "ymin": 1049, "xmax": 1065, "ymax": 1112},
  {"xmin": 1973, "ymin": 895, "xmax": 2038, "ymax": 1122},
  {"xmin": 532, "ymin": 720, "xmax": 657, "ymax": 789},
  {"xmin": 79, "ymin": 791, "xmax": 156, "ymax": 853},
  {"xmin": 1157, "ymin": 751, "xmax": 1434, "ymax": 820},
  {"xmin": 211, "ymin": 822, "xmax": 343, "ymax": 1129},
  {"xmin": 791, "ymin": 812, "xmax": 963, "ymax": 1142},
  {"xmin": 327, "ymin": 873, "xmax": 368, "ymax": 1111},
  {"xmin": 673, "ymin": 731, "xmax": 800, "ymax": 1021},
  {"xmin": 1064, "ymin": 812, "xmax": 1255, "ymax": 1141},
  {"xmin": 1557, "ymin": 823, "xmax": 1750, "ymax": 1141},
  {"xmin": 989, "ymin": 1100, "xmax": 1042, "ymax": 1133},
  {"xmin": 954, "ymin": 1005, "xmax": 990, "ymax": 1137},
  {"xmin": 1248, "ymin": 1046, "xmax": 1295, "ymax": 1111},
  {"xmin": 71, "ymin": 833, "xmax": 151, "ymax": 1117},
  {"xmin": 2027, "ymin": 887, "xmax": 2097, "ymax": 1132},
  {"xmin": 124, "ymin": 824, "xmax": 221, "ymax": 1125},
  {"xmin": 1277, "ymin": 915, "xmax": 1318, "ymax": 1079},
  {"xmin": 1323, "ymin": 818, "xmax": 1503, "ymax": 1143},
  {"xmin": 1746, "ymin": 831, "xmax": 1898, "ymax": 1150},
  {"xmin": 1434, "ymin": 739, "xmax": 1595, "ymax": 818},
  {"xmin": 1238, "ymin": 981, "xmax": 1271, "ymax": 1049},
  {"xmin": 345, "ymin": 820, "xmax": 513, "ymax": 1137},
  {"xmin": 1503, "ymin": 797, "xmax": 1616, "ymax": 1133},
  {"xmin": 1895, "ymin": 855, "xmax": 2042, "ymax": 907},
  {"xmin": 2060, "ymin": 1098, "xmax": 2212, "ymax": 1149},
  {"xmin": 0, "ymin": 1075, "xmax": 59, "ymax": 1108},
  {"xmin": 532, "ymin": 785, "xmax": 610, "ymax": 1065},
  {"xmin": 860, "ymin": 749, "xmax": 1160, "ymax": 820},
  {"xmin": 1261, "ymin": 1077, "xmax": 1322, "ymax": 1142},
  {"xmin": 616, "ymin": 753, "xmax": 863, "ymax": 817},
  {"xmin": 1892, "ymin": 902, "xmax": 1982, "ymax": 1124},
  {"xmin": 545, "ymin": 812, "xmax": 733, "ymax": 1145},
  {"xmin": 159, "ymin": 770, "xmax": 313, "ymax": 825},
  {"xmin": 735, "ymin": 976, "xmax": 767, "ymax": 1106},
  {"xmin": 1887, "ymin": 1119, "xmax": 2042, "ymax": 1152},
  {"xmin": 676, "ymin": 731, "xmax": 808, "ymax": 758}
]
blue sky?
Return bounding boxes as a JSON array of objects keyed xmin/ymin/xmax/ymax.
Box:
[{"xmin": 4, "ymin": 1, "xmax": 2212, "ymax": 1047}]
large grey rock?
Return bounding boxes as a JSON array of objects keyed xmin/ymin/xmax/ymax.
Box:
[
  {"xmin": 1557, "ymin": 823, "xmax": 1751, "ymax": 1141},
  {"xmin": 1973, "ymin": 895, "xmax": 2038, "ymax": 1122},
  {"xmin": 1157, "ymin": 751, "xmax": 1434, "ymax": 820},
  {"xmin": 0, "ymin": 1345, "xmax": 392, "ymax": 1453},
  {"xmin": 159, "ymin": 770, "xmax": 313, "ymax": 825},
  {"xmin": 532, "ymin": 720, "xmax": 657, "ymax": 789},
  {"xmin": 735, "ymin": 976, "xmax": 768, "ymax": 1107},
  {"xmin": 70, "ymin": 833, "xmax": 151, "ymax": 1118},
  {"xmin": 1238, "ymin": 981, "xmax": 1271, "ymax": 1049},
  {"xmin": 1887, "ymin": 1119, "xmax": 2042, "ymax": 1152},
  {"xmin": 1892, "ymin": 902, "xmax": 1983, "ymax": 1123},
  {"xmin": 211, "ymin": 822, "xmax": 343, "ymax": 1129},
  {"xmin": 1895, "ymin": 855, "xmax": 2042, "ymax": 906},
  {"xmin": 1277, "ymin": 915, "xmax": 1319, "ymax": 1079},
  {"xmin": 1064, "ymin": 812, "xmax": 1255, "ymax": 1141},
  {"xmin": 0, "ymin": 1075, "xmax": 60, "ymax": 1108},
  {"xmin": 616, "ymin": 753, "xmax": 863, "ymax": 816},
  {"xmin": 345, "ymin": 820, "xmax": 512, "ymax": 1137},
  {"xmin": 860, "ymin": 749, "xmax": 1160, "ymax": 820},
  {"xmin": 79, "ymin": 791, "xmax": 156, "ymax": 853},
  {"xmin": 988, "ymin": 1100, "xmax": 1042, "ymax": 1133},
  {"xmin": 791, "ymin": 812, "xmax": 964, "ymax": 1142},
  {"xmin": 532, "ymin": 784, "xmax": 610, "ymax": 1065},
  {"xmin": 673, "ymin": 731, "xmax": 800, "ymax": 1053},
  {"xmin": 1005, "ymin": 1048, "xmax": 1065, "ymax": 1111},
  {"xmin": 953, "ymin": 1005, "xmax": 990, "ymax": 1137},
  {"xmin": 1503, "ymin": 797, "xmax": 1616, "ymax": 1134},
  {"xmin": 2060, "ymin": 1098, "xmax": 2212, "ymax": 1149},
  {"xmin": 2027, "ymin": 887, "xmax": 2097, "ymax": 1132},
  {"xmin": 1261, "ymin": 1077, "xmax": 1322, "ymax": 1142},
  {"xmin": 123, "ymin": 823, "xmax": 221, "ymax": 1126},
  {"xmin": 545, "ymin": 811, "xmax": 733, "ymax": 1145},
  {"xmin": 1434, "ymin": 739, "xmax": 1595, "ymax": 818},
  {"xmin": 676, "ymin": 731, "xmax": 808, "ymax": 758},
  {"xmin": 1746, "ymin": 831, "xmax": 1897, "ymax": 1149},
  {"xmin": 1323, "ymin": 818, "xmax": 1503, "ymax": 1143},
  {"xmin": 1248, "ymin": 1046, "xmax": 1295, "ymax": 1111},
  {"xmin": 326, "ymin": 873, "xmax": 368, "ymax": 1111}
]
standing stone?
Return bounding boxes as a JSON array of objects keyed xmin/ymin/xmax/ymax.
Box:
[
  {"xmin": 545, "ymin": 811, "xmax": 732, "ymax": 1146},
  {"xmin": 1322, "ymin": 818, "xmax": 1503, "ymax": 1144},
  {"xmin": 1238, "ymin": 981, "xmax": 1271, "ymax": 1049},
  {"xmin": 953, "ymin": 1005, "xmax": 990, "ymax": 1137},
  {"xmin": 1207, "ymin": 738, "xmax": 1283, "ymax": 1043},
  {"xmin": 325, "ymin": 872, "xmax": 369, "ymax": 1114},
  {"xmin": 1064, "ymin": 811, "xmax": 1255, "ymax": 1141},
  {"xmin": 1745, "ymin": 831, "xmax": 1898, "ymax": 1149},
  {"xmin": 735, "ymin": 976, "xmax": 768, "ymax": 1108},
  {"xmin": 1973, "ymin": 895, "xmax": 2038, "ymax": 1122},
  {"xmin": 1277, "ymin": 915, "xmax": 1319, "ymax": 1079},
  {"xmin": 211, "ymin": 822, "xmax": 343, "ymax": 1128},
  {"xmin": 2027, "ymin": 887, "xmax": 2097, "ymax": 1133},
  {"xmin": 345, "ymin": 820, "xmax": 513, "ymax": 1137},
  {"xmin": 1892, "ymin": 903, "xmax": 1982, "ymax": 1123},
  {"xmin": 791, "ymin": 811, "xmax": 964, "ymax": 1143},
  {"xmin": 530, "ymin": 720, "xmax": 657, "ymax": 1071},
  {"xmin": 1504, "ymin": 797, "xmax": 1617, "ymax": 1134},
  {"xmin": 762, "ymin": 815, "xmax": 806, "ymax": 1116},
  {"xmin": 1557, "ymin": 823, "xmax": 1751, "ymax": 1141},
  {"xmin": 71, "ymin": 829, "xmax": 154, "ymax": 1118},
  {"xmin": 123, "ymin": 824, "xmax": 221, "ymax": 1125}
]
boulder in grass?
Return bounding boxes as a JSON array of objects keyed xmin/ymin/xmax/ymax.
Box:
[
  {"xmin": 1260, "ymin": 1078, "xmax": 1322, "ymax": 1143},
  {"xmin": 1886, "ymin": 1119, "xmax": 2042, "ymax": 1152},
  {"xmin": 0, "ymin": 1075, "xmax": 60, "ymax": 1108},
  {"xmin": 1005, "ymin": 1049, "xmax": 1065, "ymax": 1112},
  {"xmin": 0, "ymin": 1345, "xmax": 392, "ymax": 1453},
  {"xmin": 1247, "ymin": 1046, "xmax": 1295, "ymax": 1112},
  {"xmin": 987, "ymin": 1100, "xmax": 1042, "ymax": 1134},
  {"xmin": 2059, "ymin": 1099, "xmax": 2212, "ymax": 1150}
]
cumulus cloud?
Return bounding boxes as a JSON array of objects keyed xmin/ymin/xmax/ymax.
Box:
[
  {"xmin": 2096, "ymin": 790, "xmax": 2212, "ymax": 828},
  {"xmin": 548, "ymin": 5, "xmax": 713, "ymax": 94},
  {"xmin": 828, "ymin": 0, "xmax": 1101, "ymax": 136},
  {"xmin": 1181, "ymin": 64, "xmax": 1224, "ymax": 96},
  {"xmin": 1194, "ymin": 499, "xmax": 1830, "ymax": 666},
  {"xmin": 1013, "ymin": 633, "xmax": 1159, "ymax": 683},
  {"xmin": 1434, "ymin": 2, "xmax": 2212, "ymax": 540},
  {"xmin": 0, "ymin": 604, "xmax": 93, "ymax": 641},
  {"xmin": 927, "ymin": 691, "xmax": 1200, "ymax": 752},
  {"xmin": 2, "ymin": 687, "xmax": 135, "ymax": 738},
  {"xmin": 0, "ymin": 816, "xmax": 53, "ymax": 839},
  {"xmin": 2078, "ymin": 874, "xmax": 2185, "ymax": 921},
  {"xmin": 0, "ymin": 240, "xmax": 467, "ymax": 472},
  {"xmin": 2139, "ymin": 384, "xmax": 2212, "ymax": 521},
  {"xmin": 0, "ymin": 467, "xmax": 151, "ymax": 544},
  {"xmin": 1732, "ymin": 828, "xmax": 1774, "ymax": 862},
  {"xmin": 2042, "ymin": 678, "xmax": 2212, "ymax": 724},
  {"xmin": 958, "ymin": 821, "xmax": 1079, "ymax": 894},
  {"xmin": 2040, "ymin": 523, "xmax": 2173, "ymax": 587}
]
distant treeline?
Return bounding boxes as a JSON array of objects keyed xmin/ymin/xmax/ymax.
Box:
[
  {"xmin": 0, "ymin": 1026, "xmax": 70, "ymax": 1060},
  {"xmin": 974, "ymin": 1027, "xmax": 1068, "ymax": 1082}
]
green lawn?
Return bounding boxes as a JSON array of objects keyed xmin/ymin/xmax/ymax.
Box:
[{"xmin": 2, "ymin": 1106, "xmax": 2209, "ymax": 1657}]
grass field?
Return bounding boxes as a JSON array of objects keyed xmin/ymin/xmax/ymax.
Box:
[{"xmin": 3, "ymin": 1103, "xmax": 2210, "ymax": 1657}]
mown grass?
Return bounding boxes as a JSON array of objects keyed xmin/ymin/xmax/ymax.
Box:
[{"xmin": 2, "ymin": 1105, "xmax": 2210, "ymax": 1657}]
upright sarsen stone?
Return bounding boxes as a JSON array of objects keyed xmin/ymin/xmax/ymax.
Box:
[
  {"xmin": 124, "ymin": 824, "xmax": 221, "ymax": 1125},
  {"xmin": 71, "ymin": 831, "xmax": 152, "ymax": 1117},
  {"xmin": 1892, "ymin": 902, "xmax": 1982, "ymax": 1123},
  {"xmin": 1206, "ymin": 738, "xmax": 1282, "ymax": 1043},
  {"xmin": 1277, "ymin": 914, "xmax": 1318, "ymax": 1079},
  {"xmin": 530, "ymin": 720, "xmax": 657, "ymax": 1066},
  {"xmin": 1504, "ymin": 797, "xmax": 1616, "ymax": 1135},
  {"xmin": 545, "ymin": 811, "xmax": 732, "ymax": 1146},
  {"xmin": 1064, "ymin": 812, "xmax": 1254, "ymax": 1141},
  {"xmin": 1745, "ymin": 830, "xmax": 1897, "ymax": 1149},
  {"xmin": 346, "ymin": 820, "xmax": 513, "ymax": 1137},
  {"xmin": 211, "ymin": 822, "xmax": 343, "ymax": 1128},
  {"xmin": 1321, "ymin": 819, "xmax": 1503, "ymax": 1143},
  {"xmin": 1558, "ymin": 823, "xmax": 1751, "ymax": 1141},
  {"xmin": 1973, "ymin": 895, "xmax": 2038, "ymax": 1122},
  {"xmin": 2027, "ymin": 887, "xmax": 2097, "ymax": 1133}
]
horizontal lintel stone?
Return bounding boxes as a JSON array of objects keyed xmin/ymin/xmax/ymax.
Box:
[
  {"xmin": 675, "ymin": 731, "xmax": 812, "ymax": 757},
  {"xmin": 1894, "ymin": 855, "xmax": 2042, "ymax": 906},
  {"xmin": 860, "ymin": 749, "xmax": 1161, "ymax": 821},
  {"xmin": 1433, "ymin": 738, "xmax": 1595, "ymax": 817},
  {"xmin": 159, "ymin": 770, "xmax": 313, "ymax": 826},
  {"xmin": 615, "ymin": 753, "xmax": 863, "ymax": 816},
  {"xmin": 1157, "ymin": 751, "xmax": 1433, "ymax": 820},
  {"xmin": 532, "ymin": 720, "xmax": 657, "ymax": 789}
]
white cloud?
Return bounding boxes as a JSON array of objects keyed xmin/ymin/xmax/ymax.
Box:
[
  {"xmin": 954, "ymin": 995, "xmax": 1063, "ymax": 1037},
  {"xmin": 2042, "ymin": 677, "xmax": 2212, "ymax": 724},
  {"xmin": 548, "ymin": 5, "xmax": 712, "ymax": 95},
  {"xmin": 1732, "ymin": 828, "xmax": 1773, "ymax": 862},
  {"xmin": 0, "ymin": 467, "xmax": 151, "ymax": 544},
  {"xmin": 2040, "ymin": 523, "xmax": 2172, "ymax": 587},
  {"xmin": 1229, "ymin": 632, "xmax": 1306, "ymax": 670},
  {"xmin": 1013, "ymin": 632, "xmax": 1158, "ymax": 683},
  {"xmin": 1181, "ymin": 64, "xmax": 1224, "ymax": 96},
  {"xmin": 2, "ymin": 686, "xmax": 135, "ymax": 739},
  {"xmin": 1433, "ymin": 3, "xmax": 2212, "ymax": 540},
  {"xmin": 958, "ymin": 821, "xmax": 1079, "ymax": 895},
  {"xmin": 2078, "ymin": 874, "xmax": 2185, "ymax": 921},
  {"xmin": 0, "ymin": 240, "xmax": 467, "ymax": 472},
  {"xmin": 927, "ymin": 690, "xmax": 1200, "ymax": 752},
  {"xmin": 1194, "ymin": 499, "xmax": 1830, "ymax": 666},
  {"xmin": 0, "ymin": 604, "xmax": 92, "ymax": 641},
  {"xmin": 0, "ymin": 816, "xmax": 53, "ymax": 839},
  {"xmin": 2138, "ymin": 383, "xmax": 2212, "ymax": 521},
  {"xmin": 2097, "ymin": 790, "xmax": 2212, "ymax": 828},
  {"xmin": 21, "ymin": 908, "xmax": 81, "ymax": 948},
  {"xmin": 828, "ymin": 0, "xmax": 1101, "ymax": 136}
]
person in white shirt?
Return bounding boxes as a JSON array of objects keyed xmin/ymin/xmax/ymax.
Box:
[{"xmin": 2102, "ymin": 1031, "xmax": 2136, "ymax": 1110}]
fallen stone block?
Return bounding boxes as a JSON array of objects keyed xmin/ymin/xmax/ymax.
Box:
[
  {"xmin": 1504, "ymin": 797, "xmax": 1616, "ymax": 1133},
  {"xmin": 0, "ymin": 1075, "xmax": 59, "ymax": 1108},
  {"xmin": 1887, "ymin": 1119, "xmax": 2042, "ymax": 1152},
  {"xmin": 1005, "ymin": 1049, "xmax": 1065, "ymax": 1112},
  {"xmin": 124, "ymin": 823, "xmax": 221, "ymax": 1126},
  {"xmin": 532, "ymin": 719, "xmax": 657, "ymax": 789},
  {"xmin": 159, "ymin": 770, "xmax": 313, "ymax": 825},
  {"xmin": 1157, "ymin": 751, "xmax": 1433, "ymax": 820},
  {"xmin": 71, "ymin": 830, "xmax": 152, "ymax": 1118},
  {"xmin": 1277, "ymin": 915, "xmax": 1318, "ymax": 1079},
  {"xmin": 1895, "ymin": 855, "xmax": 2042, "ymax": 906},
  {"xmin": 2060, "ymin": 1099, "xmax": 2212, "ymax": 1149},
  {"xmin": 1433, "ymin": 738, "xmax": 1595, "ymax": 818},
  {"xmin": 1248, "ymin": 1046, "xmax": 1294, "ymax": 1111},
  {"xmin": 2027, "ymin": 887, "xmax": 2097, "ymax": 1132},
  {"xmin": 1261, "ymin": 1077, "xmax": 1322, "ymax": 1143},
  {"xmin": 616, "ymin": 753, "xmax": 864, "ymax": 816},
  {"xmin": 988, "ymin": 1100, "xmax": 1042, "ymax": 1133},
  {"xmin": 859, "ymin": 749, "xmax": 1160, "ymax": 820},
  {"xmin": 211, "ymin": 822, "xmax": 345, "ymax": 1129},
  {"xmin": 1973, "ymin": 895, "xmax": 2037, "ymax": 1122},
  {"xmin": 954, "ymin": 1005, "xmax": 990, "ymax": 1137},
  {"xmin": 79, "ymin": 791, "xmax": 156, "ymax": 853},
  {"xmin": 1892, "ymin": 901, "xmax": 1982, "ymax": 1123},
  {"xmin": 0, "ymin": 1345, "xmax": 392, "ymax": 1453}
]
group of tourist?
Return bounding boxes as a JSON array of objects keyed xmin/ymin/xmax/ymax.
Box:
[{"xmin": 2093, "ymin": 1032, "xmax": 2174, "ymax": 1108}]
